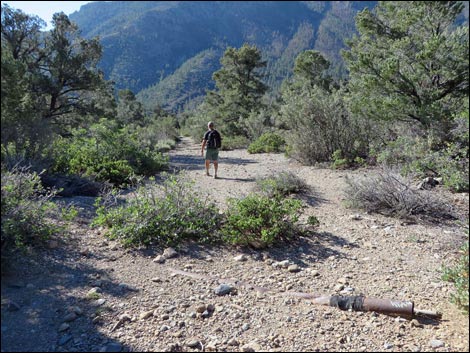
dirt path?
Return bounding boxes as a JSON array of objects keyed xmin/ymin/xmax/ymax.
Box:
[{"xmin": 1, "ymin": 137, "xmax": 469, "ymax": 352}]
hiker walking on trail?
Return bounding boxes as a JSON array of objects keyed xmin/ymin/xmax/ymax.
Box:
[{"xmin": 201, "ymin": 121, "xmax": 222, "ymax": 178}]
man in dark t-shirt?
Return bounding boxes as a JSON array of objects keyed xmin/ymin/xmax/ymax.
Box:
[{"xmin": 201, "ymin": 121, "xmax": 221, "ymax": 178}]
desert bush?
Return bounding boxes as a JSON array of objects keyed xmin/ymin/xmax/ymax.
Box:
[
  {"xmin": 220, "ymin": 135, "xmax": 249, "ymax": 150},
  {"xmin": 279, "ymin": 84, "xmax": 371, "ymax": 165},
  {"xmin": 92, "ymin": 173, "xmax": 221, "ymax": 247},
  {"xmin": 135, "ymin": 115, "xmax": 180, "ymax": 150},
  {"xmin": 247, "ymin": 132, "xmax": 285, "ymax": 154},
  {"xmin": 344, "ymin": 167, "xmax": 455, "ymax": 220},
  {"xmin": 255, "ymin": 171, "xmax": 310, "ymax": 198},
  {"xmin": 442, "ymin": 230, "xmax": 469, "ymax": 314},
  {"xmin": 221, "ymin": 194, "xmax": 303, "ymax": 247},
  {"xmin": 375, "ymin": 108, "xmax": 469, "ymax": 192},
  {"xmin": 155, "ymin": 139, "xmax": 178, "ymax": 153},
  {"xmin": 50, "ymin": 120, "xmax": 168, "ymax": 185},
  {"xmin": 1, "ymin": 168, "xmax": 74, "ymax": 254}
]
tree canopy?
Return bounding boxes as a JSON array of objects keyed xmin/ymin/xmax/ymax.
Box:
[
  {"xmin": 343, "ymin": 1, "xmax": 469, "ymax": 137},
  {"xmin": 205, "ymin": 44, "xmax": 268, "ymax": 136}
]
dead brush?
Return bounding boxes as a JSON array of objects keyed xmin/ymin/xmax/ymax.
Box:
[{"xmin": 344, "ymin": 166, "xmax": 455, "ymax": 221}]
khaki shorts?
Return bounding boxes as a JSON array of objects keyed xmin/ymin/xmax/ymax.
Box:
[{"xmin": 205, "ymin": 148, "xmax": 219, "ymax": 161}]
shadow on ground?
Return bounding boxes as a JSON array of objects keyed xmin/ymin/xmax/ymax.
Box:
[
  {"xmin": 169, "ymin": 153, "xmax": 258, "ymax": 172},
  {"xmin": 1, "ymin": 232, "xmax": 133, "ymax": 352}
]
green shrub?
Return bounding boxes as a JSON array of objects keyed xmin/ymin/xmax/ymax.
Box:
[
  {"xmin": 442, "ymin": 237, "xmax": 469, "ymax": 314},
  {"xmin": 332, "ymin": 149, "xmax": 350, "ymax": 169},
  {"xmin": 50, "ymin": 120, "xmax": 168, "ymax": 185},
  {"xmin": 155, "ymin": 139, "xmax": 177, "ymax": 153},
  {"xmin": 247, "ymin": 132, "xmax": 285, "ymax": 154},
  {"xmin": 92, "ymin": 173, "xmax": 221, "ymax": 247},
  {"xmin": 220, "ymin": 135, "xmax": 250, "ymax": 150},
  {"xmin": 1, "ymin": 168, "xmax": 73, "ymax": 254},
  {"xmin": 255, "ymin": 171, "xmax": 310, "ymax": 198},
  {"xmin": 375, "ymin": 115, "xmax": 469, "ymax": 193},
  {"xmin": 307, "ymin": 215, "xmax": 320, "ymax": 227},
  {"xmin": 221, "ymin": 194, "xmax": 302, "ymax": 247}
]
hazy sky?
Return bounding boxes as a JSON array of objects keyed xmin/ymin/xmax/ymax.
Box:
[{"xmin": 2, "ymin": 1, "xmax": 94, "ymax": 29}]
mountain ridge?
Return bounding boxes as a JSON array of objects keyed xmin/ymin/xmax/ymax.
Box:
[{"xmin": 70, "ymin": 1, "xmax": 377, "ymax": 111}]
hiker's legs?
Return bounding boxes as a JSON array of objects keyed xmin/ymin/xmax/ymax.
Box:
[
  {"xmin": 205, "ymin": 160, "xmax": 210, "ymax": 175},
  {"xmin": 213, "ymin": 161, "xmax": 218, "ymax": 177}
]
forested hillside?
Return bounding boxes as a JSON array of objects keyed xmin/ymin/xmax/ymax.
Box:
[{"xmin": 69, "ymin": 1, "xmax": 377, "ymax": 111}]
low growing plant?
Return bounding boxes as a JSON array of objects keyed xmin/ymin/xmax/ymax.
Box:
[
  {"xmin": 1, "ymin": 168, "xmax": 74, "ymax": 255},
  {"xmin": 255, "ymin": 171, "xmax": 310, "ymax": 197},
  {"xmin": 221, "ymin": 194, "xmax": 303, "ymax": 247},
  {"xmin": 247, "ymin": 132, "xmax": 285, "ymax": 154},
  {"xmin": 442, "ymin": 234, "xmax": 469, "ymax": 314},
  {"xmin": 92, "ymin": 173, "xmax": 221, "ymax": 247}
]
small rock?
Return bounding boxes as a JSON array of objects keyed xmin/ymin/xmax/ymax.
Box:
[
  {"xmin": 214, "ymin": 284, "xmax": 235, "ymax": 296},
  {"xmin": 241, "ymin": 342, "xmax": 261, "ymax": 352},
  {"xmin": 337, "ymin": 277, "xmax": 349, "ymax": 284},
  {"xmin": 242, "ymin": 323, "xmax": 250, "ymax": 331},
  {"xmin": 350, "ymin": 214, "xmax": 362, "ymax": 220},
  {"xmin": 26, "ymin": 283, "xmax": 35, "ymax": 289},
  {"xmin": 163, "ymin": 247, "xmax": 178, "ymax": 259},
  {"xmin": 340, "ymin": 287, "xmax": 355, "ymax": 294},
  {"xmin": 70, "ymin": 306, "xmax": 83, "ymax": 315},
  {"xmin": 139, "ymin": 310, "xmax": 154, "ymax": 320},
  {"xmin": 118, "ymin": 283, "xmax": 135, "ymax": 291},
  {"xmin": 58, "ymin": 335, "xmax": 72, "ymax": 345},
  {"xmin": 430, "ymin": 340, "xmax": 445, "ymax": 348},
  {"xmin": 277, "ymin": 260, "xmax": 291, "ymax": 268},
  {"xmin": 196, "ymin": 304, "xmax": 207, "ymax": 313},
  {"xmin": 384, "ymin": 342, "xmax": 393, "ymax": 349},
  {"xmin": 234, "ymin": 254, "xmax": 248, "ymax": 262},
  {"xmin": 206, "ymin": 341, "xmax": 218, "ymax": 351},
  {"xmin": 87, "ymin": 287, "xmax": 102, "ymax": 296},
  {"xmin": 310, "ymin": 270, "xmax": 320, "ymax": 277},
  {"xmin": 118, "ymin": 313, "xmax": 132, "ymax": 322},
  {"xmin": 160, "ymin": 325, "xmax": 170, "ymax": 332},
  {"xmin": 93, "ymin": 299, "xmax": 106, "ymax": 306},
  {"xmin": 334, "ymin": 284, "xmax": 344, "ymax": 291},
  {"xmin": 287, "ymin": 264, "xmax": 300, "ymax": 273},
  {"xmin": 58, "ymin": 323, "xmax": 70, "ymax": 332},
  {"xmin": 227, "ymin": 338, "xmax": 239, "ymax": 346},
  {"xmin": 394, "ymin": 317, "xmax": 407, "ymax": 323},
  {"xmin": 153, "ymin": 255, "xmax": 165, "ymax": 263},
  {"xmin": 63, "ymin": 312, "xmax": 78, "ymax": 322},
  {"xmin": 151, "ymin": 277, "xmax": 162, "ymax": 282},
  {"xmin": 186, "ymin": 339, "xmax": 200, "ymax": 348},
  {"xmin": 188, "ymin": 312, "xmax": 197, "ymax": 319}
]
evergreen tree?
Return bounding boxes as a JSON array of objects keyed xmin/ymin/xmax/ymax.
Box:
[
  {"xmin": 1, "ymin": 5, "xmax": 107, "ymax": 159},
  {"xmin": 343, "ymin": 1, "xmax": 469, "ymax": 139},
  {"xmin": 116, "ymin": 89, "xmax": 145, "ymax": 127},
  {"xmin": 205, "ymin": 44, "xmax": 268, "ymax": 137}
]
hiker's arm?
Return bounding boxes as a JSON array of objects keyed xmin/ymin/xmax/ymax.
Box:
[{"xmin": 201, "ymin": 139, "xmax": 206, "ymax": 156}]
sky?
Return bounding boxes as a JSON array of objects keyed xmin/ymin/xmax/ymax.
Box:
[{"xmin": 2, "ymin": 1, "xmax": 94, "ymax": 29}]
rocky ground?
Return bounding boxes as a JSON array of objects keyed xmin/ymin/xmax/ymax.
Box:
[{"xmin": 1, "ymin": 137, "xmax": 469, "ymax": 352}]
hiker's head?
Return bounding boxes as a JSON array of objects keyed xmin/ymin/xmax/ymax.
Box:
[{"xmin": 208, "ymin": 121, "xmax": 214, "ymax": 130}]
